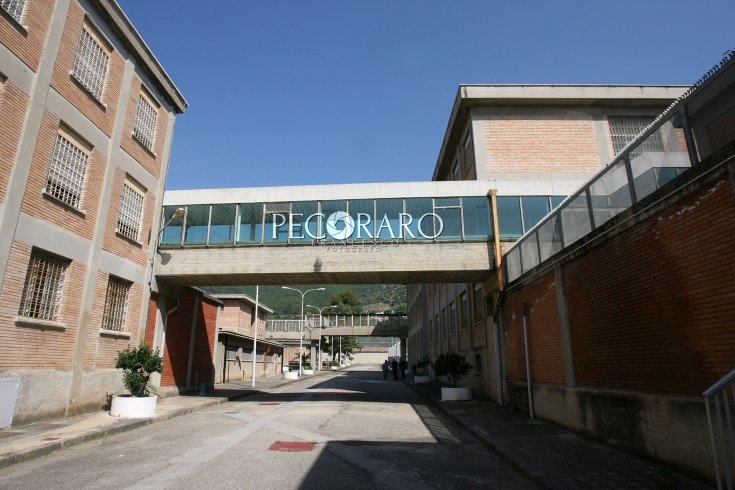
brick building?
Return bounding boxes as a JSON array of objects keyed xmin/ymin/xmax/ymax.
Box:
[
  {"xmin": 0, "ymin": 0, "xmax": 186, "ymax": 425},
  {"xmin": 407, "ymin": 84, "xmax": 686, "ymax": 397}
]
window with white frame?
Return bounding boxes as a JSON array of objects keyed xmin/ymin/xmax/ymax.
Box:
[
  {"xmin": 133, "ymin": 91, "xmax": 158, "ymax": 151},
  {"xmin": 117, "ymin": 179, "xmax": 145, "ymax": 241},
  {"xmin": 18, "ymin": 249, "xmax": 70, "ymax": 322},
  {"xmin": 101, "ymin": 276, "xmax": 131, "ymax": 331},
  {"xmin": 1, "ymin": 0, "xmax": 26, "ymax": 24},
  {"xmin": 608, "ymin": 116, "xmax": 663, "ymax": 155},
  {"xmin": 71, "ymin": 25, "xmax": 110, "ymax": 102},
  {"xmin": 45, "ymin": 129, "xmax": 90, "ymax": 209}
]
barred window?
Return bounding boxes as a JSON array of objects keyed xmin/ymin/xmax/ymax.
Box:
[
  {"xmin": 1, "ymin": 0, "xmax": 26, "ymax": 24},
  {"xmin": 18, "ymin": 249, "xmax": 69, "ymax": 322},
  {"xmin": 133, "ymin": 92, "xmax": 158, "ymax": 150},
  {"xmin": 102, "ymin": 276, "xmax": 131, "ymax": 331},
  {"xmin": 609, "ymin": 116, "xmax": 663, "ymax": 155},
  {"xmin": 117, "ymin": 181, "xmax": 145, "ymax": 241},
  {"xmin": 46, "ymin": 131, "xmax": 90, "ymax": 209},
  {"xmin": 71, "ymin": 26, "xmax": 109, "ymax": 101},
  {"xmin": 460, "ymin": 292, "xmax": 470, "ymax": 330}
]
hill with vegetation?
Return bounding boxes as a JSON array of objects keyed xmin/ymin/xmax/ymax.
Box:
[{"xmin": 201, "ymin": 284, "xmax": 407, "ymax": 318}]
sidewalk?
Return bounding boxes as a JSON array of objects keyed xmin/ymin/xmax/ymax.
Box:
[
  {"xmin": 406, "ymin": 379, "xmax": 712, "ymax": 489},
  {"xmin": 0, "ymin": 373, "xmax": 307, "ymax": 469}
]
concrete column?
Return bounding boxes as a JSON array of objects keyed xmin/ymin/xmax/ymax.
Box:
[
  {"xmin": 0, "ymin": 0, "xmax": 72, "ymax": 294},
  {"xmin": 554, "ymin": 264, "xmax": 576, "ymax": 387}
]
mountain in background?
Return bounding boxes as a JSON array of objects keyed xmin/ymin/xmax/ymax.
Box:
[{"xmin": 201, "ymin": 284, "xmax": 407, "ymax": 318}]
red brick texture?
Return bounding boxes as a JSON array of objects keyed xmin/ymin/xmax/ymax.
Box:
[
  {"xmin": 502, "ymin": 271, "xmax": 566, "ymax": 386},
  {"xmin": 156, "ymin": 289, "xmax": 217, "ymax": 389},
  {"xmin": 503, "ymin": 175, "xmax": 735, "ymax": 397},
  {"xmin": 0, "ymin": 0, "xmax": 54, "ymax": 71},
  {"xmin": 565, "ymin": 178, "xmax": 735, "ymax": 396}
]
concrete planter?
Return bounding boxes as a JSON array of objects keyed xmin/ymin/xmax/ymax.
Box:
[
  {"xmin": 284, "ymin": 371, "xmax": 299, "ymax": 380},
  {"xmin": 441, "ymin": 386, "xmax": 472, "ymax": 401},
  {"xmin": 302, "ymin": 369, "xmax": 314, "ymax": 375},
  {"xmin": 414, "ymin": 375, "xmax": 431, "ymax": 384},
  {"xmin": 330, "ymin": 366, "xmax": 338, "ymax": 371},
  {"xmin": 110, "ymin": 395, "xmax": 157, "ymax": 418}
]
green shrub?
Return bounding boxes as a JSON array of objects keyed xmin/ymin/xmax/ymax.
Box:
[
  {"xmin": 412, "ymin": 356, "xmax": 432, "ymax": 376},
  {"xmin": 115, "ymin": 345, "xmax": 163, "ymax": 397},
  {"xmin": 432, "ymin": 351, "xmax": 472, "ymax": 387}
]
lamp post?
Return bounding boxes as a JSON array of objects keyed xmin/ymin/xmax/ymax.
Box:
[
  {"xmin": 282, "ymin": 286, "xmax": 325, "ymax": 375},
  {"xmin": 307, "ymin": 305, "xmax": 337, "ymax": 370}
]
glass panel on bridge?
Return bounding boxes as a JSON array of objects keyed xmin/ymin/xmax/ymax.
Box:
[
  {"xmin": 404, "ymin": 197, "xmax": 433, "ymax": 242},
  {"xmin": 236, "ymin": 203, "xmax": 263, "ymax": 244},
  {"xmin": 290, "ymin": 201, "xmax": 318, "ymax": 244},
  {"xmin": 349, "ymin": 199, "xmax": 374, "ymax": 239},
  {"xmin": 209, "ymin": 204, "xmax": 237, "ymax": 245},
  {"xmin": 264, "ymin": 202, "xmax": 290, "ymax": 244},
  {"xmin": 462, "ymin": 196, "xmax": 492, "ymax": 241},
  {"xmin": 161, "ymin": 205, "xmax": 184, "ymax": 245},
  {"xmin": 497, "ymin": 196, "xmax": 522, "ymax": 239},
  {"xmin": 375, "ymin": 198, "xmax": 403, "ymax": 240},
  {"xmin": 321, "ymin": 200, "xmax": 347, "ymax": 240},
  {"xmin": 184, "ymin": 204, "xmax": 210, "ymax": 246},
  {"xmin": 521, "ymin": 196, "xmax": 552, "ymax": 233},
  {"xmin": 434, "ymin": 197, "xmax": 461, "ymax": 241}
]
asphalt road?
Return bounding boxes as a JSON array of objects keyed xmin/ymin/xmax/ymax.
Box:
[{"xmin": 0, "ymin": 366, "xmax": 536, "ymax": 489}]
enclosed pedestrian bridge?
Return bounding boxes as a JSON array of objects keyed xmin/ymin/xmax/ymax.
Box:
[{"xmin": 155, "ymin": 181, "xmax": 509, "ymax": 285}]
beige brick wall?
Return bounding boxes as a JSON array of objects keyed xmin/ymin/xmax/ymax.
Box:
[
  {"xmin": 49, "ymin": 2, "xmax": 124, "ymax": 138},
  {"xmin": 120, "ymin": 76, "xmax": 171, "ymax": 179},
  {"xmin": 20, "ymin": 111, "xmax": 105, "ymax": 241},
  {"xmin": 101, "ymin": 167, "xmax": 154, "ymax": 266},
  {"xmin": 484, "ymin": 114, "xmax": 601, "ymax": 174},
  {"xmin": 0, "ymin": 80, "xmax": 28, "ymax": 202},
  {"xmin": 0, "ymin": 241, "xmax": 87, "ymax": 369},
  {"xmin": 83, "ymin": 271, "xmax": 142, "ymax": 368},
  {"xmin": 0, "ymin": 0, "xmax": 53, "ymax": 71}
]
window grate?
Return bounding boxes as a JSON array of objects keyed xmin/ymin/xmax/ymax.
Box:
[
  {"xmin": 19, "ymin": 250, "xmax": 69, "ymax": 321},
  {"xmin": 117, "ymin": 182, "xmax": 144, "ymax": 241},
  {"xmin": 46, "ymin": 133, "xmax": 88, "ymax": 209},
  {"xmin": 102, "ymin": 276, "xmax": 131, "ymax": 331},
  {"xmin": 133, "ymin": 94, "xmax": 157, "ymax": 150},
  {"xmin": 72, "ymin": 28, "xmax": 109, "ymax": 101},
  {"xmin": 609, "ymin": 117, "xmax": 663, "ymax": 155},
  {"xmin": 1, "ymin": 0, "xmax": 25, "ymax": 23}
]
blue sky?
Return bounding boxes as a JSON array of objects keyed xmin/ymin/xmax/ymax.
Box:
[{"xmin": 117, "ymin": 0, "xmax": 734, "ymax": 191}]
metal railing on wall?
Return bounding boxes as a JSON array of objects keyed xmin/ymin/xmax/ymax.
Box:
[{"xmin": 704, "ymin": 369, "xmax": 735, "ymax": 489}]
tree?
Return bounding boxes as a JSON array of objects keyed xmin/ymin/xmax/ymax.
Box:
[
  {"xmin": 321, "ymin": 335, "xmax": 361, "ymax": 362},
  {"xmin": 330, "ymin": 289, "xmax": 361, "ymax": 314}
]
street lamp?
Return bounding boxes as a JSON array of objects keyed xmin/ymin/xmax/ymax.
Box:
[
  {"xmin": 307, "ymin": 304, "xmax": 337, "ymax": 370},
  {"xmin": 282, "ymin": 286, "xmax": 325, "ymax": 375}
]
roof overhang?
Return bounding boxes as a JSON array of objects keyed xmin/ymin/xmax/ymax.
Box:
[{"xmin": 219, "ymin": 328, "xmax": 284, "ymax": 348}]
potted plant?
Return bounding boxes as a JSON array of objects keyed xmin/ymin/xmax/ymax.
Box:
[
  {"xmin": 302, "ymin": 364, "xmax": 314, "ymax": 375},
  {"xmin": 432, "ymin": 351, "xmax": 473, "ymax": 401},
  {"xmin": 412, "ymin": 357, "xmax": 432, "ymax": 384},
  {"xmin": 110, "ymin": 344, "xmax": 163, "ymax": 417},
  {"xmin": 330, "ymin": 360, "xmax": 339, "ymax": 370}
]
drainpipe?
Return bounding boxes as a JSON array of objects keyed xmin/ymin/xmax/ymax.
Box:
[
  {"xmin": 522, "ymin": 303, "xmax": 534, "ymax": 419},
  {"xmin": 489, "ymin": 189, "xmax": 505, "ymax": 406}
]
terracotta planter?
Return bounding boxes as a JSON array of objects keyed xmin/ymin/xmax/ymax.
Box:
[
  {"xmin": 441, "ymin": 386, "xmax": 472, "ymax": 401},
  {"xmin": 414, "ymin": 375, "xmax": 431, "ymax": 384},
  {"xmin": 110, "ymin": 395, "xmax": 157, "ymax": 418}
]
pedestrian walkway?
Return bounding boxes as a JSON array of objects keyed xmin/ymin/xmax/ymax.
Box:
[
  {"xmin": 406, "ymin": 379, "xmax": 712, "ymax": 489},
  {"xmin": 0, "ymin": 372, "xmax": 318, "ymax": 469}
]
